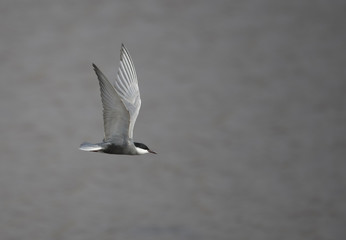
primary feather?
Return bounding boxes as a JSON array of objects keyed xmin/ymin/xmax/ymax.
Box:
[
  {"xmin": 115, "ymin": 44, "xmax": 141, "ymax": 139},
  {"xmin": 92, "ymin": 44, "xmax": 141, "ymax": 141}
]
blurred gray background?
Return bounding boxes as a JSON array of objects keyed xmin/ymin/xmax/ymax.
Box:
[{"xmin": 0, "ymin": 1, "xmax": 345, "ymax": 239}]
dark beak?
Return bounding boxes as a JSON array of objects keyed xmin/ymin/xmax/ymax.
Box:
[{"xmin": 149, "ymin": 149, "xmax": 157, "ymax": 154}]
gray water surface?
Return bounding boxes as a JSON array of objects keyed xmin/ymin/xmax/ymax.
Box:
[{"xmin": 0, "ymin": 1, "xmax": 345, "ymax": 239}]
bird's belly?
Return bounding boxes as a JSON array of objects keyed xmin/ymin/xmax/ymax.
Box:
[
  {"xmin": 101, "ymin": 143, "xmax": 136, "ymax": 155},
  {"xmin": 102, "ymin": 144, "xmax": 125, "ymax": 154}
]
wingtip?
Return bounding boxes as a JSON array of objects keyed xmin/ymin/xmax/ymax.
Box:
[
  {"xmin": 120, "ymin": 44, "xmax": 126, "ymax": 60},
  {"xmin": 121, "ymin": 43, "xmax": 128, "ymax": 53},
  {"xmin": 92, "ymin": 63, "xmax": 99, "ymax": 72},
  {"xmin": 121, "ymin": 43, "xmax": 127, "ymax": 50}
]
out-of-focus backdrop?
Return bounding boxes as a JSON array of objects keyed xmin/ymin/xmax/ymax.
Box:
[{"xmin": 0, "ymin": 1, "xmax": 345, "ymax": 239}]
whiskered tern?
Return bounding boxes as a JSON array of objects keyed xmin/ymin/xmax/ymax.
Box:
[{"xmin": 79, "ymin": 44, "xmax": 156, "ymax": 155}]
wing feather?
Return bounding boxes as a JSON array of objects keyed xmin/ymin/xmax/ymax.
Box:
[
  {"xmin": 92, "ymin": 44, "xmax": 141, "ymax": 141},
  {"xmin": 113, "ymin": 44, "xmax": 141, "ymax": 139},
  {"xmin": 92, "ymin": 63, "xmax": 130, "ymax": 141}
]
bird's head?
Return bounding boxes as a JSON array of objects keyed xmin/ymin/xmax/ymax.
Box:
[{"xmin": 134, "ymin": 142, "xmax": 157, "ymax": 155}]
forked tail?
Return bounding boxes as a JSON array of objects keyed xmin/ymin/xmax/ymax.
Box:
[{"xmin": 79, "ymin": 142, "xmax": 103, "ymax": 152}]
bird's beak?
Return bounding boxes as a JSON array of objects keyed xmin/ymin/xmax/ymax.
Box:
[{"xmin": 149, "ymin": 149, "xmax": 157, "ymax": 154}]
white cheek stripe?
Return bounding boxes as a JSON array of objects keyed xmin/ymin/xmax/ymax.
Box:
[{"xmin": 135, "ymin": 147, "xmax": 149, "ymax": 155}]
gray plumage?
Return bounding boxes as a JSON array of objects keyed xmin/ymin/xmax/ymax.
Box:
[{"xmin": 79, "ymin": 44, "xmax": 156, "ymax": 155}]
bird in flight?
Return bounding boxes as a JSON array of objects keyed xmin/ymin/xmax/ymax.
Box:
[{"xmin": 79, "ymin": 44, "xmax": 156, "ymax": 155}]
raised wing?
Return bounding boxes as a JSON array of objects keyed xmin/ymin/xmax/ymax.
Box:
[
  {"xmin": 93, "ymin": 63, "xmax": 130, "ymax": 141},
  {"xmin": 113, "ymin": 44, "xmax": 141, "ymax": 139}
]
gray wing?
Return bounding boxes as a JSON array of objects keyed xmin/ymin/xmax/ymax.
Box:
[
  {"xmin": 113, "ymin": 44, "xmax": 141, "ymax": 139},
  {"xmin": 93, "ymin": 63, "xmax": 130, "ymax": 141}
]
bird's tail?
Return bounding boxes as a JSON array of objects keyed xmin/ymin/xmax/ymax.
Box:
[{"xmin": 79, "ymin": 142, "xmax": 103, "ymax": 152}]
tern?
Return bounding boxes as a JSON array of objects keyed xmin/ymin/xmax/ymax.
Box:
[{"xmin": 79, "ymin": 44, "xmax": 156, "ymax": 155}]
